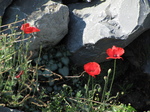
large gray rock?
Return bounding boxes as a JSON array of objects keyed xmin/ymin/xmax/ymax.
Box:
[
  {"xmin": 27, "ymin": 1, "xmax": 69, "ymax": 56},
  {"xmin": 2, "ymin": 0, "xmax": 69, "ymax": 58},
  {"xmin": 66, "ymin": 0, "xmax": 150, "ymax": 66},
  {"xmin": 0, "ymin": 0, "xmax": 13, "ymax": 16},
  {"xmin": 2, "ymin": 0, "xmax": 54, "ymax": 23}
]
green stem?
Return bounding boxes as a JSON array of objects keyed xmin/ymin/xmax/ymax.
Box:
[
  {"xmin": 34, "ymin": 45, "xmax": 42, "ymax": 93},
  {"xmin": 92, "ymin": 77, "xmax": 94, "ymax": 91},
  {"xmin": 0, "ymin": 16, "xmax": 1, "ymax": 24},
  {"xmin": 85, "ymin": 75, "xmax": 90, "ymax": 98},
  {"xmin": 101, "ymin": 76, "xmax": 107, "ymax": 102},
  {"xmin": 107, "ymin": 59, "xmax": 116, "ymax": 99},
  {"xmin": 101, "ymin": 69, "xmax": 111, "ymax": 110}
]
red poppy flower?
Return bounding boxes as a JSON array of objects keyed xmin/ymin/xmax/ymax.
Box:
[
  {"xmin": 84, "ymin": 62, "xmax": 101, "ymax": 78},
  {"xmin": 20, "ymin": 23, "xmax": 40, "ymax": 34},
  {"xmin": 106, "ymin": 46, "xmax": 125, "ymax": 59},
  {"xmin": 15, "ymin": 71, "xmax": 24, "ymax": 78}
]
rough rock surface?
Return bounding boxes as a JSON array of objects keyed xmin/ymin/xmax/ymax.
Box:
[
  {"xmin": 2, "ymin": 0, "xmax": 69, "ymax": 58},
  {"xmin": 0, "ymin": 0, "xmax": 13, "ymax": 16},
  {"xmin": 66, "ymin": 0, "xmax": 150, "ymax": 66},
  {"xmin": 27, "ymin": 1, "xmax": 69, "ymax": 56}
]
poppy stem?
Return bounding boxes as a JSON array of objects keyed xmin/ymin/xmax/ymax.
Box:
[
  {"xmin": 92, "ymin": 77, "xmax": 94, "ymax": 91},
  {"xmin": 101, "ymin": 69, "xmax": 111, "ymax": 103},
  {"xmin": 34, "ymin": 45, "xmax": 42, "ymax": 93},
  {"xmin": 108, "ymin": 59, "xmax": 116, "ymax": 99},
  {"xmin": 85, "ymin": 75, "xmax": 90, "ymax": 98}
]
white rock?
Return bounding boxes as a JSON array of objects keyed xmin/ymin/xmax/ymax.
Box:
[{"xmin": 66, "ymin": 0, "xmax": 150, "ymax": 66}]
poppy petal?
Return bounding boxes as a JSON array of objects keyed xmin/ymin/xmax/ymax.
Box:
[
  {"xmin": 84, "ymin": 62, "xmax": 101, "ymax": 78},
  {"xmin": 106, "ymin": 46, "xmax": 125, "ymax": 60},
  {"xmin": 20, "ymin": 23, "xmax": 40, "ymax": 34},
  {"xmin": 15, "ymin": 71, "xmax": 24, "ymax": 78},
  {"xmin": 106, "ymin": 48, "xmax": 114, "ymax": 57},
  {"xmin": 31, "ymin": 27, "xmax": 40, "ymax": 32},
  {"xmin": 23, "ymin": 27, "xmax": 40, "ymax": 34},
  {"xmin": 114, "ymin": 47, "xmax": 125, "ymax": 56},
  {"xmin": 20, "ymin": 23, "xmax": 30, "ymax": 31}
]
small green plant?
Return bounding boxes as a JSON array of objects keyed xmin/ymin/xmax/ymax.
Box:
[{"xmin": 0, "ymin": 19, "xmax": 48, "ymax": 111}]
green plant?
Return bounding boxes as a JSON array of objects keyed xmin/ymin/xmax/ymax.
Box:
[
  {"xmin": 0, "ymin": 19, "xmax": 48, "ymax": 111},
  {"xmin": 0, "ymin": 18, "xmax": 136, "ymax": 112}
]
